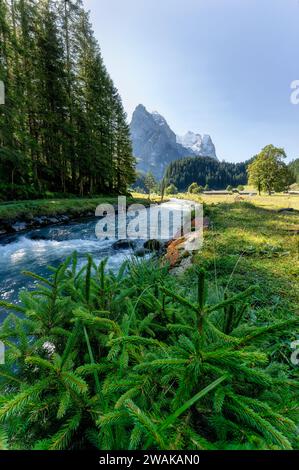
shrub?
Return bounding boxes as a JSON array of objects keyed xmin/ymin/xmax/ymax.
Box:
[
  {"xmin": 0, "ymin": 255, "xmax": 298, "ymax": 450},
  {"xmin": 0, "ymin": 184, "xmax": 77, "ymax": 202},
  {"xmin": 188, "ymin": 183, "xmax": 203, "ymax": 194},
  {"xmin": 166, "ymin": 184, "xmax": 178, "ymax": 195},
  {"xmin": 0, "ymin": 184, "xmax": 44, "ymax": 201}
]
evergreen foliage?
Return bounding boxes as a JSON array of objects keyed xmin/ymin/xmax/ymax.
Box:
[
  {"xmin": 164, "ymin": 157, "xmax": 248, "ymax": 191},
  {"xmin": 0, "ymin": 0, "xmax": 135, "ymax": 199},
  {"xmin": 0, "ymin": 254, "xmax": 298, "ymax": 450},
  {"xmin": 144, "ymin": 172, "xmax": 157, "ymax": 198},
  {"xmin": 289, "ymin": 158, "xmax": 299, "ymax": 184}
]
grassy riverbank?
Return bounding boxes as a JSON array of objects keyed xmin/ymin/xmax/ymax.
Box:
[
  {"xmin": 171, "ymin": 192, "xmax": 299, "ymax": 316},
  {"xmin": 131, "ymin": 191, "xmax": 299, "ymax": 317},
  {"xmin": 175, "ymin": 192, "xmax": 299, "ymax": 211},
  {"xmin": 196, "ymin": 200, "xmax": 299, "ymax": 316},
  {"xmin": 0, "ymin": 194, "xmax": 161, "ymax": 223}
]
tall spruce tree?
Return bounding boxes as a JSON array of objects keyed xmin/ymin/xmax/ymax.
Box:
[{"xmin": 0, "ymin": 0, "xmax": 135, "ymax": 199}]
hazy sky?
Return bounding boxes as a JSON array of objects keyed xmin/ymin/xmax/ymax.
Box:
[{"xmin": 83, "ymin": 0, "xmax": 299, "ymax": 162}]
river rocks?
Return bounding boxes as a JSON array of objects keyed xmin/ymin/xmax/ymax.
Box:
[
  {"xmin": 143, "ymin": 239, "xmax": 163, "ymax": 252},
  {"xmin": 164, "ymin": 217, "xmax": 211, "ymax": 271},
  {"xmin": 29, "ymin": 234, "xmax": 48, "ymax": 241},
  {"xmin": 0, "ymin": 212, "xmax": 82, "ymax": 237},
  {"xmin": 12, "ymin": 222, "xmax": 28, "ymax": 232},
  {"xmin": 134, "ymin": 248, "xmax": 151, "ymax": 257},
  {"xmin": 170, "ymin": 256, "xmax": 193, "ymax": 276},
  {"xmin": 47, "ymin": 217, "xmax": 59, "ymax": 224},
  {"xmin": 112, "ymin": 239, "xmax": 136, "ymax": 250},
  {"xmin": 164, "ymin": 237, "xmax": 186, "ymax": 267},
  {"xmin": 0, "ymin": 221, "xmax": 15, "ymax": 235},
  {"xmin": 33, "ymin": 216, "xmax": 53, "ymax": 226},
  {"xmin": 57, "ymin": 215, "xmax": 70, "ymax": 222}
]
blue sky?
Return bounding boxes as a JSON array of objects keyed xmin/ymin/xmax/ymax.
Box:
[{"xmin": 83, "ymin": 0, "xmax": 299, "ymax": 162}]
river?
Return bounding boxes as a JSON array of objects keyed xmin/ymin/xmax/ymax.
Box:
[{"xmin": 0, "ymin": 199, "xmax": 197, "ymax": 306}]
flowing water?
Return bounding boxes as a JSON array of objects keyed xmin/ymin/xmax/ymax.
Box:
[
  {"xmin": 0, "ymin": 199, "xmax": 196, "ymax": 307},
  {"xmin": 0, "ymin": 218, "xmax": 133, "ymax": 306}
]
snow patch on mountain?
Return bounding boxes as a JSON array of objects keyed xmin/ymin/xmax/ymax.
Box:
[{"xmin": 177, "ymin": 131, "xmax": 217, "ymax": 159}]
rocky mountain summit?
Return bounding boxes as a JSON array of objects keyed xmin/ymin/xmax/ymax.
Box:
[
  {"xmin": 130, "ymin": 104, "xmax": 217, "ymax": 179},
  {"xmin": 177, "ymin": 131, "xmax": 217, "ymax": 159}
]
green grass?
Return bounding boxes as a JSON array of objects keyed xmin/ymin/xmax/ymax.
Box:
[
  {"xmin": 192, "ymin": 200, "xmax": 299, "ymax": 321},
  {"xmin": 0, "ymin": 195, "xmax": 154, "ymax": 222},
  {"xmin": 134, "ymin": 190, "xmax": 298, "ymax": 320},
  {"xmin": 174, "ymin": 191, "xmax": 299, "ymax": 211}
]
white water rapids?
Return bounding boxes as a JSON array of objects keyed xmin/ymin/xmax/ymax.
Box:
[{"xmin": 0, "ymin": 199, "xmax": 198, "ymax": 305}]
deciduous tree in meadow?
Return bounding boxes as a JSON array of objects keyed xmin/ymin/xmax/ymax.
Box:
[{"xmin": 247, "ymin": 145, "xmax": 292, "ymax": 195}]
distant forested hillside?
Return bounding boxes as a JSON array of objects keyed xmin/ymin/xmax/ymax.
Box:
[
  {"xmin": 164, "ymin": 156, "xmax": 248, "ymax": 191},
  {"xmin": 289, "ymin": 158, "xmax": 299, "ymax": 183},
  {"xmin": 0, "ymin": 0, "xmax": 135, "ymax": 200}
]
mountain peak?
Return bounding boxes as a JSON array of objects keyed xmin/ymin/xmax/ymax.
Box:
[
  {"xmin": 177, "ymin": 131, "xmax": 217, "ymax": 159},
  {"xmin": 136, "ymin": 103, "xmax": 146, "ymax": 111},
  {"xmin": 130, "ymin": 104, "xmax": 217, "ymax": 179},
  {"xmin": 151, "ymin": 110, "xmax": 169, "ymax": 128},
  {"xmin": 133, "ymin": 104, "xmax": 147, "ymax": 115}
]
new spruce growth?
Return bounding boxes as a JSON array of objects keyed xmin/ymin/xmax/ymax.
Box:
[{"xmin": 0, "ymin": 254, "xmax": 298, "ymax": 450}]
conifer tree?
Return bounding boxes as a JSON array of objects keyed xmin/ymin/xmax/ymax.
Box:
[
  {"xmin": 0, "ymin": 0, "xmax": 136, "ymax": 198},
  {"xmin": 0, "ymin": 255, "xmax": 297, "ymax": 450}
]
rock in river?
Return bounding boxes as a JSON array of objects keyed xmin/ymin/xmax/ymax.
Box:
[
  {"xmin": 112, "ymin": 239, "xmax": 136, "ymax": 250},
  {"xmin": 143, "ymin": 239, "xmax": 164, "ymax": 252}
]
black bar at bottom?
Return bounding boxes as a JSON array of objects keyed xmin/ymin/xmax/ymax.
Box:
[{"xmin": 0, "ymin": 450, "xmax": 297, "ymax": 468}]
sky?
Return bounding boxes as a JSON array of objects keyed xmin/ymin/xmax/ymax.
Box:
[{"xmin": 82, "ymin": 0, "xmax": 299, "ymax": 163}]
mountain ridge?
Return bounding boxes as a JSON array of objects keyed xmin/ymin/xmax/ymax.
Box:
[{"xmin": 130, "ymin": 104, "xmax": 218, "ymax": 179}]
